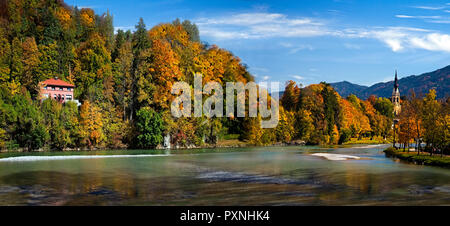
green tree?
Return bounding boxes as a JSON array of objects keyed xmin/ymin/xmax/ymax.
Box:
[
  {"xmin": 0, "ymin": 26, "xmax": 11, "ymax": 87},
  {"xmin": 374, "ymin": 97, "xmax": 394, "ymax": 118},
  {"xmin": 10, "ymin": 95, "xmax": 48, "ymax": 151},
  {"xmin": 295, "ymin": 109, "xmax": 315, "ymax": 142},
  {"xmin": 135, "ymin": 107, "xmax": 164, "ymax": 148},
  {"xmin": 61, "ymin": 101, "xmax": 81, "ymax": 148},
  {"xmin": 97, "ymin": 10, "xmax": 115, "ymax": 51},
  {"xmin": 112, "ymin": 40, "xmax": 134, "ymax": 120},
  {"xmin": 37, "ymin": 41, "xmax": 60, "ymax": 81},
  {"xmin": 321, "ymin": 83, "xmax": 341, "ymax": 140},
  {"xmin": 41, "ymin": 98, "xmax": 68, "ymax": 150},
  {"xmin": 74, "ymin": 32, "xmax": 112, "ymax": 101},
  {"xmin": 129, "ymin": 18, "xmax": 151, "ymax": 120}
]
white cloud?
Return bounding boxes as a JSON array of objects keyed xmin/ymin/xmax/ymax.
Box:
[
  {"xmin": 196, "ymin": 12, "xmax": 450, "ymax": 53},
  {"xmin": 250, "ymin": 67, "xmax": 269, "ymax": 72},
  {"xmin": 291, "ymin": 75, "xmax": 304, "ymax": 80},
  {"xmin": 344, "ymin": 43, "xmax": 361, "ymax": 49},
  {"xmin": 395, "ymin": 15, "xmax": 442, "ymax": 19},
  {"xmin": 280, "ymin": 42, "xmax": 314, "ymax": 53},
  {"xmin": 262, "ymin": 75, "xmax": 270, "ymax": 80},
  {"xmin": 196, "ymin": 13, "xmax": 330, "ymax": 40},
  {"xmin": 347, "ymin": 27, "xmax": 410, "ymax": 51},
  {"xmin": 410, "ymin": 33, "xmax": 450, "ymax": 52},
  {"xmin": 385, "ymin": 39, "xmax": 403, "ymax": 52},
  {"xmin": 428, "ymin": 19, "xmax": 450, "ymax": 23},
  {"xmin": 279, "ymin": 42, "xmax": 293, "ymax": 48},
  {"xmin": 395, "ymin": 14, "xmax": 450, "ymax": 24},
  {"xmin": 342, "ymin": 27, "xmax": 450, "ymax": 53},
  {"xmin": 412, "ymin": 6, "xmax": 446, "ymax": 10},
  {"xmin": 395, "ymin": 15, "xmax": 414, "ymax": 18}
]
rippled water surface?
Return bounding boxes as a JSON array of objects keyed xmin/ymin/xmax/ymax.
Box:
[{"xmin": 0, "ymin": 144, "xmax": 449, "ymax": 205}]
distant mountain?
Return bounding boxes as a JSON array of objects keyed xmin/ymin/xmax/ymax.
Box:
[
  {"xmin": 331, "ymin": 65, "xmax": 450, "ymax": 99},
  {"xmin": 329, "ymin": 81, "xmax": 368, "ymax": 99}
]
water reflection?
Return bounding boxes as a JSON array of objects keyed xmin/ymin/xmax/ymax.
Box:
[{"xmin": 0, "ymin": 145, "xmax": 449, "ymax": 205}]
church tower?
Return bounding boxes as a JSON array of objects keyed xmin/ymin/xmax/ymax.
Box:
[{"xmin": 392, "ymin": 70, "xmax": 401, "ymax": 117}]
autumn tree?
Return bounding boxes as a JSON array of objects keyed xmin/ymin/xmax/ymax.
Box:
[
  {"xmin": 37, "ymin": 41, "xmax": 60, "ymax": 81},
  {"xmin": 398, "ymin": 100, "xmax": 416, "ymax": 151},
  {"xmin": 276, "ymin": 106, "xmax": 296, "ymax": 142},
  {"xmin": 421, "ymin": 90, "xmax": 441, "ymax": 156},
  {"xmin": 138, "ymin": 38, "xmax": 183, "ymax": 110},
  {"xmin": 79, "ymin": 101, "xmax": 104, "ymax": 148},
  {"xmin": 74, "ymin": 32, "xmax": 112, "ymax": 102},
  {"xmin": 280, "ymin": 80, "xmax": 301, "ymax": 111},
  {"xmin": 409, "ymin": 91, "xmax": 424, "ymax": 154},
  {"xmin": 21, "ymin": 37, "xmax": 41, "ymax": 97},
  {"xmin": 0, "ymin": 26, "xmax": 11, "ymax": 89}
]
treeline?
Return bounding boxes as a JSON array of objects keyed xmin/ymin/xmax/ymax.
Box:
[
  {"xmin": 279, "ymin": 81, "xmax": 394, "ymax": 145},
  {"xmin": 1, "ymin": 1, "xmax": 445, "ymax": 152},
  {"xmin": 0, "ymin": 0, "xmax": 281, "ymax": 151},
  {"xmin": 279, "ymin": 79, "xmax": 449, "ymax": 152},
  {"xmin": 396, "ymin": 90, "xmax": 449, "ymax": 155}
]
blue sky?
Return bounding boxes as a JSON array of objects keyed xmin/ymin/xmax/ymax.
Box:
[{"xmin": 72, "ymin": 0, "xmax": 450, "ymax": 87}]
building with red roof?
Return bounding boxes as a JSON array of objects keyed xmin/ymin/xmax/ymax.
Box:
[{"xmin": 40, "ymin": 77, "xmax": 76, "ymax": 104}]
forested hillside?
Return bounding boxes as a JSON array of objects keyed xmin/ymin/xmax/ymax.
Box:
[
  {"xmin": 280, "ymin": 81, "xmax": 393, "ymax": 145},
  {"xmin": 0, "ymin": 0, "xmax": 261, "ymax": 150},
  {"xmin": 0, "ymin": 0, "xmax": 445, "ymax": 152},
  {"xmin": 331, "ymin": 65, "xmax": 450, "ymax": 99}
]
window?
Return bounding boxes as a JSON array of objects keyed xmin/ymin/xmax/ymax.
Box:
[
  {"xmin": 54, "ymin": 94, "xmax": 57, "ymax": 99},
  {"xmin": 66, "ymin": 95, "xmax": 72, "ymax": 101},
  {"xmin": 51, "ymin": 86, "xmax": 55, "ymax": 90},
  {"xmin": 44, "ymin": 86, "xmax": 47, "ymax": 90},
  {"xmin": 59, "ymin": 87, "xmax": 63, "ymax": 91},
  {"xmin": 67, "ymin": 88, "xmax": 72, "ymax": 91},
  {"xmin": 43, "ymin": 94, "xmax": 49, "ymax": 98}
]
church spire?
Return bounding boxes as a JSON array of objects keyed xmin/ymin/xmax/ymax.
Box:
[
  {"xmin": 392, "ymin": 70, "xmax": 401, "ymax": 117},
  {"xmin": 394, "ymin": 70, "xmax": 398, "ymax": 89}
]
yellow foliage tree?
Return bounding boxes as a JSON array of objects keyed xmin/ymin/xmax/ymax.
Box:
[{"xmin": 79, "ymin": 101, "xmax": 104, "ymax": 147}]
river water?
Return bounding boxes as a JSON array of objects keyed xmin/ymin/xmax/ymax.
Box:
[{"xmin": 0, "ymin": 144, "xmax": 449, "ymax": 205}]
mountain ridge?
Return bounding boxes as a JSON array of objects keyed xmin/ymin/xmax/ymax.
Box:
[{"xmin": 331, "ymin": 65, "xmax": 450, "ymax": 99}]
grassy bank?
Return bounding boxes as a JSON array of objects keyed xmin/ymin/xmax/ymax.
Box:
[
  {"xmin": 384, "ymin": 147, "xmax": 450, "ymax": 168},
  {"xmin": 343, "ymin": 137, "xmax": 389, "ymax": 145}
]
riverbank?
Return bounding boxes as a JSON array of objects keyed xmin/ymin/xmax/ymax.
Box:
[
  {"xmin": 343, "ymin": 137, "xmax": 389, "ymax": 145},
  {"xmin": 384, "ymin": 147, "xmax": 450, "ymax": 168},
  {"xmin": 0, "ymin": 138, "xmax": 305, "ymax": 153},
  {"xmin": 0, "ymin": 138, "xmax": 388, "ymax": 154}
]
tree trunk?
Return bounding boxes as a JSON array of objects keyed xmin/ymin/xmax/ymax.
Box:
[{"xmin": 417, "ymin": 140, "xmax": 420, "ymax": 155}]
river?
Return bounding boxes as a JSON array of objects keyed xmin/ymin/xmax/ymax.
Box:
[{"xmin": 0, "ymin": 144, "xmax": 449, "ymax": 205}]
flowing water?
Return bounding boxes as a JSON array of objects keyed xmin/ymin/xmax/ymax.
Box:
[{"xmin": 0, "ymin": 144, "xmax": 449, "ymax": 205}]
